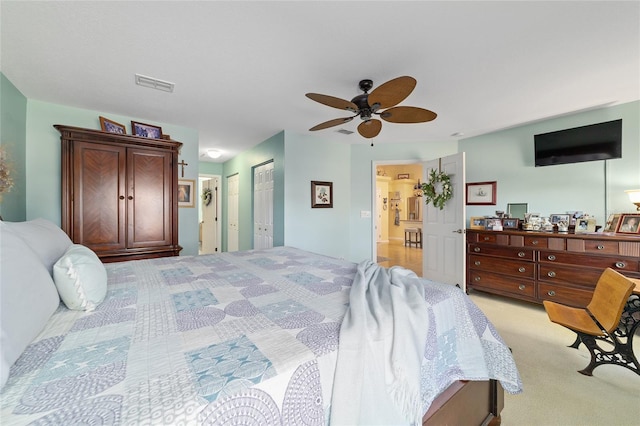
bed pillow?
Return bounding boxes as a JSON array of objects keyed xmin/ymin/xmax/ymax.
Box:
[
  {"xmin": 53, "ymin": 244, "xmax": 107, "ymax": 311},
  {"xmin": 3, "ymin": 218, "xmax": 73, "ymax": 275},
  {"xmin": 0, "ymin": 224, "xmax": 60, "ymax": 389}
]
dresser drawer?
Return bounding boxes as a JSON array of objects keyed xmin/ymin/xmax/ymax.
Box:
[
  {"xmin": 566, "ymin": 239, "xmax": 618, "ymax": 254},
  {"xmin": 468, "ymin": 255, "xmax": 535, "ymax": 278},
  {"xmin": 538, "ymin": 282, "xmax": 593, "ymax": 308},
  {"xmin": 468, "ymin": 244, "xmax": 534, "ymax": 261},
  {"xmin": 524, "ymin": 235, "xmax": 548, "ymax": 248},
  {"xmin": 538, "ymin": 263, "xmax": 602, "ymax": 287},
  {"xmin": 538, "ymin": 250, "xmax": 639, "ymax": 272},
  {"xmin": 468, "ymin": 270, "xmax": 535, "ymax": 298}
]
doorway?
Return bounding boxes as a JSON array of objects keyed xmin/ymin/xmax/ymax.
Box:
[
  {"xmin": 374, "ymin": 162, "xmax": 424, "ymax": 275},
  {"xmin": 198, "ymin": 174, "xmax": 221, "ymax": 254}
]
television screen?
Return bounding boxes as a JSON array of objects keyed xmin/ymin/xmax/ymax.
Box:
[{"xmin": 534, "ymin": 119, "xmax": 622, "ymax": 167}]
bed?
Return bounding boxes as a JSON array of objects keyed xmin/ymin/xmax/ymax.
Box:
[{"xmin": 1, "ymin": 219, "xmax": 521, "ymax": 425}]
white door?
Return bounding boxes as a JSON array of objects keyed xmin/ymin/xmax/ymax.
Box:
[
  {"xmin": 200, "ymin": 176, "xmax": 220, "ymax": 254},
  {"xmin": 227, "ymin": 174, "xmax": 239, "ymax": 252},
  {"xmin": 422, "ymin": 152, "xmax": 466, "ymax": 289},
  {"xmin": 253, "ymin": 162, "xmax": 274, "ymax": 250}
]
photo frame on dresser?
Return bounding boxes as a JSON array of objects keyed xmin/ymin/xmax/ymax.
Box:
[
  {"xmin": 616, "ymin": 214, "xmax": 640, "ymax": 234},
  {"xmin": 502, "ymin": 218, "xmax": 519, "ymax": 229},
  {"xmin": 469, "ymin": 216, "xmax": 486, "ymax": 230},
  {"xmin": 574, "ymin": 218, "xmax": 596, "ymax": 233},
  {"xmin": 604, "ymin": 214, "xmax": 622, "ymax": 232}
]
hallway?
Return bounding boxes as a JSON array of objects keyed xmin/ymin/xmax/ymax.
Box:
[{"xmin": 376, "ymin": 240, "xmax": 423, "ymax": 276}]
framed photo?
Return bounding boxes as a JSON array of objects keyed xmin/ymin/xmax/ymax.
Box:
[
  {"xmin": 178, "ymin": 179, "xmax": 195, "ymax": 208},
  {"xmin": 469, "ymin": 216, "xmax": 486, "ymax": 230},
  {"xmin": 616, "ymin": 214, "xmax": 640, "ymax": 234},
  {"xmin": 99, "ymin": 116, "xmax": 126, "ymax": 134},
  {"xmin": 507, "ymin": 203, "xmax": 528, "ymax": 220},
  {"xmin": 397, "ymin": 173, "xmax": 410, "ymax": 179},
  {"xmin": 311, "ymin": 181, "xmax": 333, "ymax": 208},
  {"xmin": 550, "ymin": 214, "xmax": 570, "ymax": 225},
  {"xmin": 574, "ymin": 218, "xmax": 596, "ymax": 233},
  {"xmin": 604, "ymin": 214, "xmax": 622, "ymax": 232},
  {"xmin": 131, "ymin": 121, "xmax": 163, "ymax": 139},
  {"xmin": 466, "ymin": 181, "xmax": 497, "ymax": 205},
  {"xmin": 484, "ymin": 217, "xmax": 502, "ymax": 230},
  {"xmin": 502, "ymin": 218, "xmax": 520, "ymax": 229}
]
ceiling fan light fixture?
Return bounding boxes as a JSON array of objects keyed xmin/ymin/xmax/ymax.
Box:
[{"xmin": 206, "ymin": 149, "xmax": 222, "ymax": 159}]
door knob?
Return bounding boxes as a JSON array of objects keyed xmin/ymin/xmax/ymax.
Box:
[{"xmin": 452, "ymin": 229, "xmax": 463, "ymax": 234}]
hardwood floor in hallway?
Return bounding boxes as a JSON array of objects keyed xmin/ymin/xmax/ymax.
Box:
[{"xmin": 376, "ymin": 240, "xmax": 423, "ymax": 276}]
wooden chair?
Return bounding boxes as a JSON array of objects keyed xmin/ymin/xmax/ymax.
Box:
[{"xmin": 543, "ymin": 268, "xmax": 637, "ymax": 376}]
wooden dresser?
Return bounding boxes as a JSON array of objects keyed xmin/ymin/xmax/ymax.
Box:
[
  {"xmin": 467, "ymin": 229, "xmax": 640, "ymax": 307},
  {"xmin": 56, "ymin": 125, "xmax": 183, "ymax": 262}
]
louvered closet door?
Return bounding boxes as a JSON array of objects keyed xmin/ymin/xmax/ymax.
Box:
[
  {"xmin": 73, "ymin": 141, "xmax": 127, "ymax": 251},
  {"xmin": 127, "ymin": 148, "xmax": 173, "ymax": 248}
]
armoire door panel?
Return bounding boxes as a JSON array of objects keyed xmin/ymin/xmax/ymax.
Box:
[
  {"xmin": 127, "ymin": 148, "xmax": 172, "ymax": 248},
  {"xmin": 73, "ymin": 141, "xmax": 126, "ymax": 251}
]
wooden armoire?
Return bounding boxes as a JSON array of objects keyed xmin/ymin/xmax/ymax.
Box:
[{"xmin": 56, "ymin": 125, "xmax": 183, "ymax": 262}]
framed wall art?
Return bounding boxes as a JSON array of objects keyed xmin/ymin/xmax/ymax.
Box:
[
  {"xmin": 466, "ymin": 181, "xmax": 497, "ymax": 205},
  {"xmin": 616, "ymin": 214, "xmax": 640, "ymax": 234},
  {"xmin": 178, "ymin": 179, "xmax": 195, "ymax": 208},
  {"xmin": 99, "ymin": 116, "xmax": 126, "ymax": 134},
  {"xmin": 397, "ymin": 173, "xmax": 410, "ymax": 179},
  {"xmin": 131, "ymin": 121, "xmax": 163, "ymax": 139},
  {"xmin": 311, "ymin": 181, "xmax": 333, "ymax": 208}
]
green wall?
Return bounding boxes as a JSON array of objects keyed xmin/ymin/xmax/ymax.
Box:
[
  {"xmin": 0, "ymin": 73, "xmax": 27, "ymax": 221},
  {"xmin": 460, "ymin": 101, "xmax": 640, "ymax": 226},
  {"xmin": 199, "ymin": 161, "xmax": 223, "ymax": 176}
]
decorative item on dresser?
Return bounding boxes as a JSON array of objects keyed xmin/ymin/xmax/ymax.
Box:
[
  {"xmin": 55, "ymin": 125, "xmax": 182, "ymax": 262},
  {"xmin": 467, "ymin": 229, "xmax": 640, "ymax": 307}
]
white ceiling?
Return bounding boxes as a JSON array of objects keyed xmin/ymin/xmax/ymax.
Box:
[{"xmin": 2, "ymin": 1, "xmax": 638, "ymax": 163}]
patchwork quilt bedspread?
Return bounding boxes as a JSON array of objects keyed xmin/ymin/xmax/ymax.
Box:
[{"xmin": 1, "ymin": 247, "xmax": 521, "ymax": 425}]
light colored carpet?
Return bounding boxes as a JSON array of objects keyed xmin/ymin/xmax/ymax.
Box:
[{"xmin": 469, "ymin": 291, "xmax": 640, "ymax": 426}]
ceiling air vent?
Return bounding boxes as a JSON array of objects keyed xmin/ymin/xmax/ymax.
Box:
[
  {"xmin": 135, "ymin": 74, "xmax": 175, "ymax": 93},
  {"xmin": 337, "ymin": 129, "xmax": 354, "ymax": 135}
]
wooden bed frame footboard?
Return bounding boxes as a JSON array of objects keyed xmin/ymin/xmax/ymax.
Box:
[{"xmin": 422, "ymin": 379, "xmax": 504, "ymax": 426}]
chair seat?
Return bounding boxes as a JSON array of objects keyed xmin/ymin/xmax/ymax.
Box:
[{"xmin": 542, "ymin": 300, "xmax": 603, "ymax": 336}]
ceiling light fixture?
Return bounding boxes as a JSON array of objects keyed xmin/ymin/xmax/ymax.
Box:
[
  {"xmin": 135, "ymin": 74, "xmax": 175, "ymax": 93},
  {"xmin": 206, "ymin": 149, "xmax": 222, "ymax": 159}
]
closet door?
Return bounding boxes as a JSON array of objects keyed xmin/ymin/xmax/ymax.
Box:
[
  {"xmin": 127, "ymin": 147, "xmax": 173, "ymax": 248},
  {"xmin": 72, "ymin": 141, "xmax": 126, "ymax": 251}
]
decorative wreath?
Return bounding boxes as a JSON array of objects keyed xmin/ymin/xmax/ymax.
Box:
[
  {"xmin": 421, "ymin": 169, "xmax": 453, "ymax": 210},
  {"xmin": 201, "ymin": 188, "xmax": 212, "ymax": 206}
]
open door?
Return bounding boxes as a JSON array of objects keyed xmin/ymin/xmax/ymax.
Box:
[{"xmin": 422, "ymin": 152, "xmax": 466, "ymax": 289}]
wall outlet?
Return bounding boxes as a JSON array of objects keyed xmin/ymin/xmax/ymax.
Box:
[{"xmin": 360, "ymin": 210, "xmax": 371, "ymax": 218}]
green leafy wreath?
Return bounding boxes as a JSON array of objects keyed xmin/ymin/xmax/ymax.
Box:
[
  {"xmin": 201, "ymin": 188, "xmax": 212, "ymax": 206},
  {"xmin": 421, "ymin": 169, "xmax": 453, "ymax": 210}
]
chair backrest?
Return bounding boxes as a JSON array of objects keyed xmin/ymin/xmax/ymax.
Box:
[{"xmin": 587, "ymin": 268, "xmax": 635, "ymax": 333}]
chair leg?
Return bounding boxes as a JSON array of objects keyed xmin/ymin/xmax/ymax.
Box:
[
  {"xmin": 568, "ymin": 334, "xmax": 582, "ymax": 349},
  {"xmin": 575, "ymin": 331, "xmax": 640, "ymax": 376}
]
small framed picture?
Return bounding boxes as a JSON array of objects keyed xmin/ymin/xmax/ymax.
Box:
[
  {"xmin": 616, "ymin": 214, "xmax": 640, "ymax": 234},
  {"xmin": 502, "ymin": 218, "xmax": 519, "ymax": 229},
  {"xmin": 178, "ymin": 179, "xmax": 195, "ymax": 208},
  {"xmin": 469, "ymin": 216, "xmax": 486, "ymax": 230},
  {"xmin": 99, "ymin": 116, "xmax": 126, "ymax": 134},
  {"xmin": 574, "ymin": 218, "xmax": 596, "ymax": 233},
  {"xmin": 131, "ymin": 121, "xmax": 163, "ymax": 139},
  {"xmin": 466, "ymin": 181, "xmax": 497, "ymax": 205},
  {"xmin": 604, "ymin": 214, "xmax": 622, "ymax": 232},
  {"xmin": 311, "ymin": 181, "xmax": 333, "ymax": 208},
  {"xmin": 397, "ymin": 173, "xmax": 410, "ymax": 179},
  {"xmin": 550, "ymin": 214, "xmax": 570, "ymax": 224},
  {"xmin": 485, "ymin": 218, "xmax": 502, "ymax": 230}
]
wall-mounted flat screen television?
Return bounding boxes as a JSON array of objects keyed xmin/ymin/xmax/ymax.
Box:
[{"xmin": 534, "ymin": 119, "xmax": 622, "ymax": 167}]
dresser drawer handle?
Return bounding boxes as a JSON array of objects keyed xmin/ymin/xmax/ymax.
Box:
[
  {"xmin": 474, "ymin": 276, "xmax": 481, "ymax": 282},
  {"xmin": 518, "ymin": 284, "xmax": 526, "ymax": 291},
  {"xmin": 531, "ymin": 240, "xmax": 539, "ymax": 245},
  {"xmin": 475, "ymin": 261, "xmax": 481, "ymax": 266},
  {"xmin": 483, "ymin": 236, "xmax": 490, "ymax": 241},
  {"xmin": 474, "ymin": 247, "xmax": 481, "ymax": 252},
  {"xmin": 547, "ymin": 290, "xmax": 556, "ymax": 297},
  {"xmin": 518, "ymin": 267, "xmax": 526, "ymax": 273},
  {"xmin": 547, "ymin": 271, "xmax": 556, "ymax": 278},
  {"xmin": 615, "ymin": 261, "xmax": 626, "ymax": 269},
  {"xmin": 518, "ymin": 251, "xmax": 525, "ymax": 258},
  {"xmin": 597, "ymin": 245, "xmax": 605, "ymax": 250},
  {"xmin": 547, "ymin": 255, "xmax": 556, "ymax": 261}
]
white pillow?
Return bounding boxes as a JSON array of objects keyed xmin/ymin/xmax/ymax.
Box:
[
  {"xmin": 3, "ymin": 218, "xmax": 73, "ymax": 275},
  {"xmin": 0, "ymin": 224, "xmax": 60, "ymax": 389},
  {"xmin": 53, "ymin": 244, "xmax": 107, "ymax": 311}
]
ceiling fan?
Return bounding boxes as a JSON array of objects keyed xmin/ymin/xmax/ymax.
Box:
[{"xmin": 306, "ymin": 76, "xmax": 437, "ymax": 139}]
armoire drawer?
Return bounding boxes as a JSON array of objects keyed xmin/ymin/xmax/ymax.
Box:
[
  {"xmin": 538, "ymin": 282, "xmax": 593, "ymax": 308},
  {"xmin": 538, "ymin": 250, "xmax": 639, "ymax": 273},
  {"xmin": 468, "ymin": 270, "xmax": 535, "ymax": 298},
  {"xmin": 468, "ymin": 255, "xmax": 535, "ymax": 278},
  {"xmin": 537, "ymin": 263, "xmax": 603, "ymax": 288},
  {"xmin": 468, "ymin": 244, "xmax": 534, "ymax": 261}
]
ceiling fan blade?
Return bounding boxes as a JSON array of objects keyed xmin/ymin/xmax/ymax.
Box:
[
  {"xmin": 379, "ymin": 106, "xmax": 437, "ymax": 123},
  {"xmin": 367, "ymin": 76, "xmax": 417, "ymax": 109},
  {"xmin": 309, "ymin": 116, "xmax": 355, "ymax": 131},
  {"xmin": 306, "ymin": 93, "xmax": 358, "ymax": 112},
  {"xmin": 358, "ymin": 119, "xmax": 382, "ymax": 138}
]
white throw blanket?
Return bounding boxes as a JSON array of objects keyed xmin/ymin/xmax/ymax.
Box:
[{"xmin": 330, "ymin": 261, "xmax": 429, "ymax": 425}]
